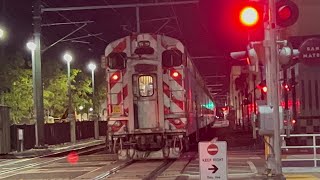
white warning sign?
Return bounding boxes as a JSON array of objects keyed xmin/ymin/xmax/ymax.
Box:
[{"xmin": 199, "ymin": 141, "xmax": 227, "ymax": 180}]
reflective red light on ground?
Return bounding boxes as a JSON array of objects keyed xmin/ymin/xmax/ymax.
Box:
[{"xmin": 67, "ymin": 151, "xmax": 79, "ymax": 164}]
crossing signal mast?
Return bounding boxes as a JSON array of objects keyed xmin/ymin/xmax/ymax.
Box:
[{"xmin": 231, "ymin": 0, "xmax": 299, "ymax": 178}]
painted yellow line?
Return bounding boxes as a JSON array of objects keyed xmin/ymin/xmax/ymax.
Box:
[{"xmin": 284, "ymin": 174, "xmax": 320, "ymax": 180}]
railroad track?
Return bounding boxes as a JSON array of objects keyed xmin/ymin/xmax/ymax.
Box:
[
  {"xmin": 93, "ymin": 159, "xmax": 175, "ymax": 180},
  {"xmin": 0, "ymin": 143, "xmax": 113, "ymax": 179},
  {"xmin": 93, "ymin": 152, "xmax": 197, "ymax": 180}
]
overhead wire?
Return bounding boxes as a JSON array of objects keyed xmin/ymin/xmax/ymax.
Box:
[{"xmin": 42, "ymin": 1, "xmax": 108, "ymax": 43}]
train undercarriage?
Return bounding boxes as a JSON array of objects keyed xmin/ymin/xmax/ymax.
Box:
[{"xmin": 106, "ymin": 132, "xmax": 189, "ymax": 160}]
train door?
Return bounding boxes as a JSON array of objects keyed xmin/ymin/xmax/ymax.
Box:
[{"xmin": 132, "ymin": 74, "xmax": 159, "ymax": 129}]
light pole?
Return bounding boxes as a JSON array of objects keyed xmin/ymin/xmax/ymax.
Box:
[
  {"xmin": 27, "ymin": 41, "xmax": 41, "ymax": 147},
  {"xmin": 63, "ymin": 52, "xmax": 76, "ymax": 143},
  {"xmin": 79, "ymin": 105, "xmax": 84, "ymax": 121},
  {"xmin": 88, "ymin": 63, "xmax": 96, "ymax": 112},
  {"xmin": 88, "ymin": 62, "xmax": 99, "ymax": 139},
  {"xmin": 63, "ymin": 53, "xmax": 72, "ymax": 116}
]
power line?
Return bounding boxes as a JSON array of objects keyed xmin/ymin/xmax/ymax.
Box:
[{"xmin": 42, "ymin": 1, "xmax": 108, "ymax": 43}]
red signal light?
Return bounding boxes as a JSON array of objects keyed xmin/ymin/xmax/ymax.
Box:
[
  {"xmin": 262, "ymin": 86, "xmax": 267, "ymax": 93},
  {"xmin": 112, "ymin": 74, "xmax": 119, "ymax": 81},
  {"xmin": 276, "ymin": 0, "xmax": 299, "ymax": 27},
  {"xmin": 171, "ymin": 71, "xmax": 180, "ymax": 78},
  {"xmin": 240, "ymin": 6, "xmax": 259, "ymax": 27},
  {"xmin": 292, "ymin": 119, "xmax": 296, "ymax": 124},
  {"xmin": 278, "ymin": 5, "xmax": 292, "ymax": 21}
]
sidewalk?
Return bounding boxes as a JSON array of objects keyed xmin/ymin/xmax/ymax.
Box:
[{"xmin": 7, "ymin": 137, "xmax": 105, "ymax": 158}]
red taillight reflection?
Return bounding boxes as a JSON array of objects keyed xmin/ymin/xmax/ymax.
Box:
[{"xmin": 67, "ymin": 151, "xmax": 79, "ymax": 164}]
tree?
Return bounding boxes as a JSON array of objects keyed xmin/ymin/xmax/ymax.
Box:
[
  {"xmin": 1, "ymin": 53, "xmax": 34, "ymax": 124},
  {"xmin": 43, "ymin": 68, "xmax": 93, "ymax": 118}
]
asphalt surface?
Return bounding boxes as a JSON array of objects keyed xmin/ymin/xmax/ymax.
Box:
[{"xmin": 1, "ymin": 129, "xmax": 320, "ymax": 179}]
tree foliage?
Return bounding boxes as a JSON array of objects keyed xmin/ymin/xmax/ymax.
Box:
[{"xmin": 0, "ymin": 53, "xmax": 105, "ymax": 124}]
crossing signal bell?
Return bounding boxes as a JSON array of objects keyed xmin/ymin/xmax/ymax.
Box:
[{"xmin": 276, "ymin": 0, "xmax": 299, "ymax": 27}]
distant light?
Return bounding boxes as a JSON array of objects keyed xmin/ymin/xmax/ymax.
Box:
[
  {"xmin": 63, "ymin": 53, "xmax": 73, "ymax": 63},
  {"xmin": 89, "ymin": 107, "xmax": 93, "ymax": 112},
  {"xmin": 26, "ymin": 41, "xmax": 36, "ymax": 51},
  {"xmin": 240, "ymin": 6, "xmax": 259, "ymax": 27},
  {"xmin": 0, "ymin": 28, "xmax": 4, "ymax": 39},
  {"xmin": 88, "ymin": 63, "xmax": 97, "ymax": 71},
  {"xmin": 79, "ymin": 106, "xmax": 84, "ymax": 110},
  {"xmin": 292, "ymin": 119, "xmax": 296, "ymax": 124}
]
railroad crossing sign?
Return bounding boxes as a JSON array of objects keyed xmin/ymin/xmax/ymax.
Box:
[{"xmin": 199, "ymin": 141, "xmax": 227, "ymax": 180}]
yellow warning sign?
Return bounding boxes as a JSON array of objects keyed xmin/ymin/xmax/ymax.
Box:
[{"xmin": 112, "ymin": 105, "xmax": 121, "ymax": 114}]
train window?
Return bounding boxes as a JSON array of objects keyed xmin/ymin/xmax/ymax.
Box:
[
  {"xmin": 162, "ymin": 49, "xmax": 183, "ymax": 67},
  {"xmin": 107, "ymin": 52, "xmax": 127, "ymax": 70},
  {"xmin": 138, "ymin": 75, "xmax": 154, "ymax": 97},
  {"xmin": 134, "ymin": 41, "xmax": 154, "ymax": 55}
]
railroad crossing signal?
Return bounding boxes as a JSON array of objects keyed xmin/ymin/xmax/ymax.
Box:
[
  {"xmin": 276, "ymin": 0, "xmax": 299, "ymax": 27},
  {"xmin": 240, "ymin": 6, "xmax": 260, "ymax": 27}
]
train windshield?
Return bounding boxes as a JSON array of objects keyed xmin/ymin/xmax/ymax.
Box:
[{"xmin": 138, "ymin": 75, "xmax": 154, "ymax": 97}]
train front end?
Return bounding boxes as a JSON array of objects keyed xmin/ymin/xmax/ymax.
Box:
[{"xmin": 103, "ymin": 34, "xmax": 188, "ymax": 159}]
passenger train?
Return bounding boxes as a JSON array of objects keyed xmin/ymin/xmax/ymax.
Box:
[{"xmin": 102, "ymin": 33, "xmax": 216, "ymax": 159}]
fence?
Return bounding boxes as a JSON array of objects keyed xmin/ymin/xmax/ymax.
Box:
[
  {"xmin": 281, "ymin": 134, "xmax": 320, "ymax": 167},
  {"xmin": 10, "ymin": 121, "xmax": 108, "ymax": 151},
  {"xmin": 0, "ymin": 106, "xmax": 10, "ymax": 154}
]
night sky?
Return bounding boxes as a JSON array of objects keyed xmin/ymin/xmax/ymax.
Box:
[{"xmin": 1, "ymin": 0, "xmax": 251, "ymax": 105}]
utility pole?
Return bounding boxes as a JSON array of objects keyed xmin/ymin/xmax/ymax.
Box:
[
  {"xmin": 265, "ymin": 0, "xmax": 283, "ymax": 177},
  {"xmin": 33, "ymin": 0, "xmax": 45, "ymax": 147}
]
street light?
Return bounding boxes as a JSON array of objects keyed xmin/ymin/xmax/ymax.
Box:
[
  {"xmin": 26, "ymin": 40, "xmax": 39, "ymax": 146},
  {"xmin": 63, "ymin": 52, "xmax": 76, "ymax": 143},
  {"xmin": 79, "ymin": 106, "xmax": 84, "ymax": 121},
  {"xmin": 26, "ymin": 41, "xmax": 36, "ymax": 51},
  {"xmin": 88, "ymin": 62, "xmax": 96, "ymax": 114},
  {"xmin": 63, "ymin": 52, "xmax": 73, "ymax": 118},
  {"xmin": 0, "ymin": 28, "xmax": 5, "ymax": 39}
]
